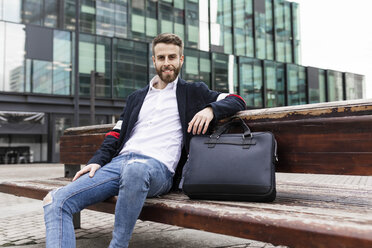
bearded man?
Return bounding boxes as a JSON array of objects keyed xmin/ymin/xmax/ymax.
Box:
[{"xmin": 43, "ymin": 33, "xmax": 246, "ymax": 248}]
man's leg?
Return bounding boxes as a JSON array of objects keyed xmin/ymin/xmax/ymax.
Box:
[
  {"xmin": 109, "ymin": 153, "xmax": 173, "ymax": 248},
  {"xmin": 43, "ymin": 155, "xmax": 126, "ymax": 248}
]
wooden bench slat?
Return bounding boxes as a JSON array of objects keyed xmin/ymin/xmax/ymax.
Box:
[{"xmin": 1, "ymin": 175, "xmax": 371, "ymax": 248}]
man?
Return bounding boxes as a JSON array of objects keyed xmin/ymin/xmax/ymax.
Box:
[{"xmin": 43, "ymin": 33, "xmax": 246, "ymax": 248}]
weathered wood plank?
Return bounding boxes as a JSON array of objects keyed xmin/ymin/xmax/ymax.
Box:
[
  {"xmin": 60, "ymin": 152, "xmax": 95, "ymax": 165},
  {"xmin": 1, "ymin": 175, "xmax": 371, "ymax": 248},
  {"xmin": 277, "ymin": 153, "xmax": 372, "ymax": 174},
  {"xmin": 236, "ymin": 99, "xmax": 372, "ymax": 121},
  {"xmin": 63, "ymin": 124, "xmax": 114, "ymax": 135}
]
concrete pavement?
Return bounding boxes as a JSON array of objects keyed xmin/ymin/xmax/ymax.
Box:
[{"xmin": 0, "ymin": 164, "xmax": 285, "ymax": 248}]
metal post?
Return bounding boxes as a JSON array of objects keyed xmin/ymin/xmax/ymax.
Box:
[
  {"xmin": 74, "ymin": 0, "xmax": 80, "ymax": 127},
  {"xmin": 72, "ymin": 0, "xmax": 81, "ymax": 229},
  {"xmin": 90, "ymin": 71, "xmax": 96, "ymax": 125}
]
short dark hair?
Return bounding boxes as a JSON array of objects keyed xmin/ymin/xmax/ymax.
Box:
[{"xmin": 152, "ymin": 33, "xmax": 184, "ymax": 56}]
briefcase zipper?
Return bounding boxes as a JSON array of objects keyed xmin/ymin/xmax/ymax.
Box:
[{"xmin": 274, "ymin": 139, "xmax": 278, "ymax": 162}]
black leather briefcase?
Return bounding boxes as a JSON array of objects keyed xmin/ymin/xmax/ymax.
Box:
[{"xmin": 182, "ymin": 118, "xmax": 277, "ymax": 202}]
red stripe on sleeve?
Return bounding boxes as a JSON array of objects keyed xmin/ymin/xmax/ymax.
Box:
[
  {"xmin": 105, "ymin": 131, "xmax": 120, "ymax": 139},
  {"xmin": 228, "ymin": 94, "xmax": 246, "ymax": 104}
]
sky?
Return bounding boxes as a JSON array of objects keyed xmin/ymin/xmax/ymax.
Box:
[{"xmin": 292, "ymin": 0, "xmax": 372, "ymax": 98}]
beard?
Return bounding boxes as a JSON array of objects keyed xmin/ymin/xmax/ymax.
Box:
[{"xmin": 155, "ymin": 64, "xmax": 181, "ymax": 84}]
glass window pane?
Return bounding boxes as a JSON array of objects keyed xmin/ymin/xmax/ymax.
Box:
[
  {"xmin": 287, "ymin": 64, "xmax": 299, "ymax": 105},
  {"xmin": 292, "ymin": 2, "xmax": 300, "ymax": 64},
  {"xmin": 146, "ymin": 0, "xmax": 157, "ymax": 39},
  {"xmin": 308, "ymin": 67, "xmax": 326, "ymax": 104},
  {"xmin": 79, "ymin": 34, "xmax": 95, "ymax": 96},
  {"xmin": 239, "ymin": 57, "xmax": 263, "ymax": 108},
  {"xmin": 174, "ymin": 8, "xmax": 185, "ymax": 41},
  {"xmin": 25, "ymin": 59, "xmax": 31, "ymax": 92},
  {"xmin": 199, "ymin": 51, "xmax": 211, "ymax": 88},
  {"xmin": 23, "ymin": 0, "xmax": 43, "ymax": 25},
  {"xmin": 210, "ymin": 0, "xmax": 233, "ymax": 54},
  {"xmin": 327, "ymin": 70, "xmax": 344, "ymax": 101},
  {"xmin": 132, "ymin": 14, "xmax": 145, "ymax": 33},
  {"xmin": 3, "ymin": 23, "xmax": 25, "ymax": 92},
  {"xmin": 265, "ymin": 61, "xmax": 284, "ymax": 107},
  {"xmin": 146, "ymin": 17, "xmax": 157, "ymax": 37},
  {"xmin": 64, "ymin": 0, "xmax": 76, "ymax": 31},
  {"xmin": 265, "ymin": 62, "xmax": 276, "ymax": 107},
  {"xmin": 186, "ymin": 0, "xmax": 199, "ymax": 48},
  {"xmin": 174, "ymin": 0, "xmax": 184, "ymax": 9},
  {"xmin": 160, "ymin": 2, "xmax": 173, "ymax": 33},
  {"xmin": 80, "ymin": 0, "xmax": 96, "ymax": 34},
  {"xmin": 184, "ymin": 48, "xmax": 199, "ymax": 82},
  {"xmin": 131, "ymin": 0, "xmax": 145, "ymax": 39},
  {"xmin": 96, "ymin": 36, "xmax": 111, "ymax": 98},
  {"xmin": 239, "ymin": 58, "xmax": 254, "ymax": 106},
  {"xmin": 276, "ymin": 63, "xmax": 285, "ymax": 106},
  {"xmin": 33, "ymin": 60, "xmax": 53, "ymax": 94},
  {"xmin": 275, "ymin": 0, "xmax": 285, "ymax": 62},
  {"xmin": 44, "ymin": 0, "xmax": 58, "ymax": 27},
  {"xmin": 224, "ymin": 27, "xmax": 232, "ymax": 54},
  {"xmin": 319, "ymin": 69, "xmax": 326, "ymax": 102},
  {"xmin": 233, "ymin": 0, "xmax": 253, "ymax": 57},
  {"xmin": 213, "ymin": 53, "xmax": 229, "ymax": 93},
  {"xmin": 115, "ymin": 0, "xmax": 128, "ymax": 38},
  {"xmin": 186, "ymin": 56, "xmax": 198, "ymax": 75},
  {"xmin": 255, "ymin": 4, "xmax": 266, "ymax": 59},
  {"xmin": 284, "ymin": 2, "xmax": 293, "ymax": 63},
  {"xmin": 53, "ymin": 30, "xmax": 71, "ymax": 95},
  {"xmin": 265, "ymin": 0, "xmax": 274, "ymax": 60},
  {"xmin": 345, "ymin": 73, "xmax": 364, "ymax": 100},
  {"xmin": 3, "ymin": 0, "xmax": 22, "ymax": 23},
  {"xmin": 96, "ymin": 0, "xmax": 115, "ymax": 36},
  {"xmin": 298, "ymin": 66, "xmax": 306, "ymax": 104},
  {"xmin": 253, "ymin": 60, "xmax": 263, "ymax": 107}
]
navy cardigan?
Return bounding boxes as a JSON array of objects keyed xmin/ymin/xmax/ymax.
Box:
[{"xmin": 87, "ymin": 78, "xmax": 246, "ymax": 167}]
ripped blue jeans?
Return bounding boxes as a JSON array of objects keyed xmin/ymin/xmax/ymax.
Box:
[{"xmin": 43, "ymin": 153, "xmax": 173, "ymax": 248}]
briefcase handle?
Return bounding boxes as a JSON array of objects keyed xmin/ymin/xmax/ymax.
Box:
[{"xmin": 211, "ymin": 118, "xmax": 252, "ymax": 139}]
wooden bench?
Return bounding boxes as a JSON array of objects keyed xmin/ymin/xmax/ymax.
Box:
[{"xmin": 1, "ymin": 99, "xmax": 372, "ymax": 248}]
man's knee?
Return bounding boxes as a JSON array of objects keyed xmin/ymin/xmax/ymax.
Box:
[
  {"xmin": 43, "ymin": 191, "xmax": 53, "ymax": 207},
  {"xmin": 43, "ymin": 187, "xmax": 62, "ymax": 207}
]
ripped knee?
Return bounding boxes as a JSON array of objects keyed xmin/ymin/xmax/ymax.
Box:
[{"xmin": 43, "ymin": 191, "xmax": 53, "ymax": 206}]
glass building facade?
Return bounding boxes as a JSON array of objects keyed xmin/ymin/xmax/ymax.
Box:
[{"xmin": 0, "ymin": 0, "xmax": 366, "ymax": 163}]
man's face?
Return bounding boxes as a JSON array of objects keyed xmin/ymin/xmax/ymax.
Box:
[{"xmin": 152, "ymin": 43, "xmax": 184, "ymax": 84}]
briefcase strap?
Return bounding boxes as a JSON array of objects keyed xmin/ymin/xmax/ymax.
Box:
[
  {"xmin": 211, "ymin": 118, "xmax": 252, "ymax": 139},
  {"xmin": 207, "ymin": 118, "xmax": 256, "ymax": 149}
]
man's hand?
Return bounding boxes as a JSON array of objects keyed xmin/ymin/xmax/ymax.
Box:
[
  {"xmin": 188, "ymin": 107, "xmax": 214, "ymax": 135},
  {"xmin": 72, "ymin": 163, "xmax": 101, "ymax": 181}
]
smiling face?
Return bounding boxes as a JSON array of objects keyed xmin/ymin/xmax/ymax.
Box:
[{"xmin": 152, "ymin": 43, "xmax": 184, "ymax": 85}]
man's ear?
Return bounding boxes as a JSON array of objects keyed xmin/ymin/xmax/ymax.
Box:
[
  {"xmin": 180, "ymin": 54, "xmax": 184, "ymax": 66},
  {"xmin": 152, "ymin": 56, "xmax": 155, "ymax": 66}
]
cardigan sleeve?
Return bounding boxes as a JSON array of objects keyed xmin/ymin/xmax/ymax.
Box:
[{"xmin": 196, "ymin": 82, "xmax": 246, "ymax": 121}]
